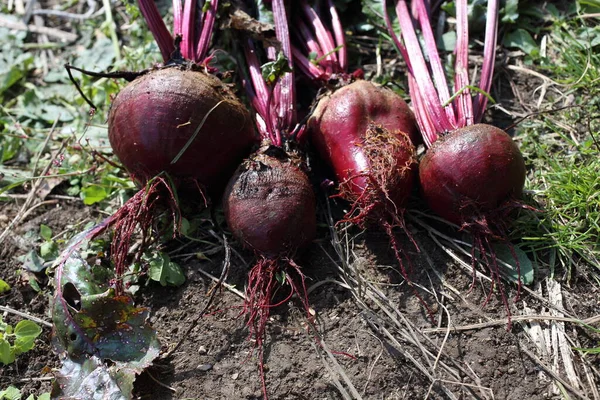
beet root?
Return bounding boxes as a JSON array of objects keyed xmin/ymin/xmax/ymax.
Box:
[
  {"xmin": 223, "ymin": 145, "xmax": 316, "ymax": 258},
  {"xmin": 108, "ymin": 66, "xmax": 255, "ymax": 191},
  {"xmin": 419, "ymin": 124, "xmax": 526, "ymax": 228},
  {"xmin": 309, "ymin": 80, "xmax": 417, "ymax": 224}
]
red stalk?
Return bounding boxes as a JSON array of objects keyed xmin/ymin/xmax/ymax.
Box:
[
  {"xmin": 137, "ymin": 0, "xmax": 174, "ymax": 62},
  {"xmin": 475, "ymin": 0, "xmax": 499, "ymax": 121},
  {"xmin": 172, "ymin": 0, "xmax": 183, "ymax": 36},
  {"xmin": 387, "ymin": 0, "xmax": 501, "ymax": 140},
  {"xmin": 326, "ymin": 0, "xmax": 346, "ymax": 71},
  {"xmin": 181, "ymin": 0, "xmax": 197, "ymax": 59},
  {"xmin": 196, "ymin": 0, "xmax": 219, "ymax": 62},
  {"xmin": 139, "ymin": 0, "xmax": 218, "ymax": 65}
]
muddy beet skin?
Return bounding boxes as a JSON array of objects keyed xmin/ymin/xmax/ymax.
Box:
[
  {"xmin": 309, "ymin": 80, "xmax": 417, "ymax": 215},
  {"xmin": 419, "ymin": 124, "xmax": 526, "ymax": 225},
  {"xmin": 223, "ymin": 148, "xmax": 316, "ymax": 258},
  {"xmin": 108, "ymin": 66, "xmax": 255, "ymax": 191}
]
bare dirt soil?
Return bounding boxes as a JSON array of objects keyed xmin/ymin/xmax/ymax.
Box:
[{"xmin": 1, "ymin": 197, "xmax": 598, "ymax": 399}]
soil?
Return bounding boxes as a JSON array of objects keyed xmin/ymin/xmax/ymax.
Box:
[{"xmin": 1, "ymin": 197, "xmax": 598, "ymax": 399}]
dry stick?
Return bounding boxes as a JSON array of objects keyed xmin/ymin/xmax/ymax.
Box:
[
  {"xmin": 422, "ymin": 314, "xmax": 600, "ymax": 334},
  {"xmin": 0, "ymin": 16, "xmax": 77, "ymax": 41},
  {"xmin": 164, "ymin": 234, "xmax": 231, "ymax": 359},
  {"xmin": 302, "ymin": 324, "xmax": 357, "ymax": 400},
  {"xmin": 0, "ymin": 305, "xmax": 53, "ymax": 328},
  {"xmin": 521, "ymin": 347, "xmax": 592, "ymax": 400},
  {"xmin": 0, "ymin": 120, "xmax": 62, "ymax": 246}
]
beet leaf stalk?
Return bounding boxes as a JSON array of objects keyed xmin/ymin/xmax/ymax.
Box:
[
  {"xmin": 222, "ymin": 1, "xmax": 316, "ymax": 397},
  {"xmin": 291, "ymin": 0, "xmax": 437, "ymax": 314},
  {"xmin": 67, "ymin": 0, "xmax": 255, "ymax": 295},
  {"xmin": 386, "ymin": 0, "xmax": 527, "ymax": 326}
]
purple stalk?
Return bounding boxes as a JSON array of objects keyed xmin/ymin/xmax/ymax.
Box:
[
  {"xmin": 292, "ymin": 0, "xmax": 347, "ymax": 82},
  {"xmin": 242, "ymin": 0, "xmax": 297, "ymax": 147},
  {"xmin": 137, "ymin": 0, "xmax": 174, "ymax": 62},
  {"xmin": 292, "ymin": 46, "xmax": 325, "ymax": 79},
  {"xmin": 454, "ymin": 0, "xmax": 473, "ymax": 126},
  {"xmin": 388, "ymin": 0, "xmax": 500, "ymax": 146},
  {"xmin": 295, "ymin": 17, "xmax": 325, "ymax": 60},
  {"xmin": 243, "ymin": 40, "xmax": 272, "ymax": 141},
  {"xmin": 300, "ymin": 2, "xmax": 337, "ymax": 75},
  {"xmin": 474, "ymin": 0, "xmax": 499, "ymax": 122},
  {"xmin": 414, "ymin": 0, "xmax": 456, "ymax": 127},
  {"xmin": 272, "ymin": 0, "xmax": 296, "ymax": 137},
  {"xmin": 181, "ymin": 0, "xmax": 196, "ymax": 60},
  {"xmin": 196, "ymin": 0, "xmax": 219, "ymax": 62},
  {"xmin": 172, "ymin": 0, "xmax": 183, "ymax": 36},
  {"xmin": 392, "ymin": 0, "xmax": 452, "ymax": 140},
  {"xmin": 327, "ymin": 0, "xmax": 347, "ymax": 71}
]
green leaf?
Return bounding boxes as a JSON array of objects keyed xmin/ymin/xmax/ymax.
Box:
[
  {"xmin": 40, "ymin": 224, "xmax": 52, "ymax": 241},
  {"xmin": 261, "ymin": 52, "xmax": 292, "ymax": 85},
  {"xmin": 0, "ymin": 339, "xmax": 16, "ymax": 365},
  {"xmin": 148, "ymin": 253, "xmax": 186, "ymax": 287},
  {"xmin": 21, "ymin": 250, "xmax": 45, "ymax": 273},
  {"xmin": 52, "ymin": 356, "xmax": 134, "ymax": 400},
  {"xmin": 51, "ymin": 223, "xmax": 161, "ymax": 390},
  {"xmin": 501, "ymin": 0, "xmax": 520, "ymax": 24},
  {"xmin": 0, "ymin": 317, "xmax": 8, "ymax": 332},
  {"xmin": 40, "ymin": 241, "xmax": 59, "ymax": 261},
  {"xmin": 14, "ymin": 320, "xmax": 42, "ymax": 341},
  {"xmin": 80, "ymin": 185, "xmax": 108, "ymax": 205},
  {"xmin": 492, "ymin": 243, "xmax": 535, "ymax": 285},
  {"xmin": 0, "ymin": 386, "xmax": 21, "ymax": 400},
  {"xmin": 0, "ymin": 279, "xmax": 10, "ymax": 294},
  {"xmin": 503, "ymin": 29, "xmax": 539, "ymax": 56}
]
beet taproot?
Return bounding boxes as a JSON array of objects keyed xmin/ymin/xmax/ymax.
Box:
[
  {"xmin": 419, "ymin": 124, "xmax": 525, "ymax": 226},
  {"xmin": 309, "ymin": 80, "xmax": 417, "ymax": 221},
  {"xmin": 223, "ymin": 147, "xmax": 316, "ymax": 257},
  {"xmin": 108, "ymin": 66, "xmax": 254, "ymax": 190}
]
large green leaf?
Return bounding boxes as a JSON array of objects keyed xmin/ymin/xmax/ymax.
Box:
[{"xmin": 51, "ymin": 222, "xmax": 160, "ymax": 400}]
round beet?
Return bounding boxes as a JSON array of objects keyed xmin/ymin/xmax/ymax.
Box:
[
  {"xmin": 223, "ymin": 147, "xmax": 316, "ymax": 257},
  {"xmin": 419, "ymin": 124, "xmax": 526, "ymax": 226},
  {"xmin": 309, "ymin": 80, "xmax": 417, "ymax": 221},
  {"xmin": 108, "ymin": 67, "xmax": 255, "ymax": 190}
]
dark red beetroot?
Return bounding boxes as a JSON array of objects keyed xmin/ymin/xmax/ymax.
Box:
[
  {"xmin": 293, "ymin": 1, "xmax": 422, "ymax": 305},
  {"xmin": 388, "ymin": 0, "xmax": 526, "ymax": 324},
  {"xmin": 108, "ymin": 67, "xmax": 254, "ymax": 190},
  {"xmin": 224, "ymin": 148, "xmax": 315, "ymax": 257},
  {"xmin": 309, "ymin": 80, "xmax": 417, "ymax": 220},
  {"xmin": 223, "ymin": 1, "xmax": 316, "ymax": 397},
  {"xmin": 419, "ymin": 124, "xmax": 525, "ymax": 226},
  {"xmin": 67, "ymin": 1, "xmax": 256, "ymax": 294}
]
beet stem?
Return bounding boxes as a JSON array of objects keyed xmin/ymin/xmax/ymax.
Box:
[
  {"xmin": 172, "ymin": 0, "xmax": 183, "ymax": 36},
  {"xmin": 474, "ymin": 0, "xmax": 500, "ymax": 121},
  {"xmin": 454, "ymin": 0, "xmax": 473, "ymax": 126},
  {"xmin": 137, "ymin": 0, "xmax": 174, "ymax": 63},
  {"xmin": 181, "ymin": 0, "xmax": 196, "ymax": 60},
  {"xmin": 196, "ymin": 0, "xmax": 219, "ymax": 63},
  {"xmin": 326, "ymin": 0, "xmax": 347, "ymax": 71}
]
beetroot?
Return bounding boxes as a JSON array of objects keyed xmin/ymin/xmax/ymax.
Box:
[
  {"xmin": 108, "ymin": 67, "xmax": 254, "ymax": 190},
  {"xmin": 293, "ymin": 1, "xmax": 423, "ymax": 306},
  {"xmin": 222, "ymin": 2, "xmax": 316, "ymax": 397},
  {"xmin": 67, "ymin": 1, "xmax": 256, "ymax": 294},
  {"xmin": 224, "ymin": 147, "xmax": 316, "ymax": 257},
  {"xmin": 419, "ymin": 124, "xmax": 525, "ymax": 226},
  {"xmin": 387, "ymin": 0, "xmax": 527, "ymax": 324},
  {"xmin": 309, "ymin": 80, "xmax": 417, "ymax": 219}
]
